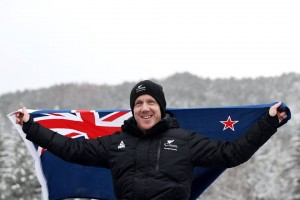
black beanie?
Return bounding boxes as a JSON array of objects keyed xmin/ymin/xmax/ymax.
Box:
[{"xmin": 130, "ymin": 80, "xmax": 166, "ymax": 117}]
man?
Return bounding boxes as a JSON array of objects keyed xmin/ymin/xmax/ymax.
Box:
[{"xmin": 15, "ymin": 80, "xmax": 287, "ymax": 200}]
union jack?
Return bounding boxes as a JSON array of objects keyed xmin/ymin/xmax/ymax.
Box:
[{"xmin": 32, "ymin": 110, "xmax": 132, "ymax": 156}]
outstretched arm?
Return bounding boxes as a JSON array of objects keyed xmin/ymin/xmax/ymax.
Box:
[
  {"xmin": 14, "ymin": 107, "xmax": 111, "ymax": 167},
  {"xmin": 191, "ymin": 101, "xmax": 288, "ymax": 168}
]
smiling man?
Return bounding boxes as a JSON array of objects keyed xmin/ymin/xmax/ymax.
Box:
[
  {"xmin": 15, "ymin": 80, "xmax": 287, "ymax": 200},
  {"xmin": 133, "ymin": 94, "xmax": 162, "ymax": 132},
  {"xmin": 130, "ymin": 80, "xmax": 166, "ymax": 133}
]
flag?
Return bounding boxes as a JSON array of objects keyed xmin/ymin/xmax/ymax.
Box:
[{"xmin": 7, "ymin": 102, "xmax": 291, "ymax": 200}]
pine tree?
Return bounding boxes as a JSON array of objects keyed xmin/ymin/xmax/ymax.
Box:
[
  {"xmin": 0, "ymin": 114, "xmax": 41, "ymax": 200},
  {"xmin": 278, "ymin": 129, "xmax": 300, "ymax": 200}
]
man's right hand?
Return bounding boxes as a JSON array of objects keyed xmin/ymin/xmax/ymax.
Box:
[{"xmin": 15, "ymin": 107, "xmax": 30, "ymax": 126}]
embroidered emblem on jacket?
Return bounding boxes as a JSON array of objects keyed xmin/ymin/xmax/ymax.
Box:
[
  {"xmin": 164, "ymin": 140, "xmax": 178, "ymax": 151},
  {"xmin": 118, "ymin": 141, "xmax": 126, "ymax": 149}
]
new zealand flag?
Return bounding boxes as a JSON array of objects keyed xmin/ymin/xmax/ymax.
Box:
[{"xmin": 8, "ymin": 102, "xmax": 291, "ymax": 200}]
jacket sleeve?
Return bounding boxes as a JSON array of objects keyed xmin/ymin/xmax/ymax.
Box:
[
  {"xmin": 22, "ymin": 115, "xmax": 111, "ymax": 168},
  {"xmin": 189, "ymin": 112, "xmax": 279, "ymax": 168}
]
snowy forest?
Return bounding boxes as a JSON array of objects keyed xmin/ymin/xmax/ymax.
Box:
[{"xmin": 0, "ymin": 72, "xmax": 299, "ymax": 200}]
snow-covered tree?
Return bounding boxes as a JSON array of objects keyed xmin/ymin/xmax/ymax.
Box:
[
  {"xmin": 0, "ymin": 114, "xmax": 41, "ymax": 200},
  {"xmin": 277, "ymin": 129, "xmax": 300, "ymax": 200}
]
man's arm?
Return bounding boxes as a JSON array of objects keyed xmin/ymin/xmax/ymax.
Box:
[
  {"xmin": 190, "ymin": 102, "xmax": 287, "ymax": 168},
  {"xmin": 15, "ymin": 107, "xmax": 111, "ymax": 168}
]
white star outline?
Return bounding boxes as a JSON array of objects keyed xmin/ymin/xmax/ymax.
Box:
[{"xmin": 220, "ymin": 116, "xmax": 239, "ymax": 131}]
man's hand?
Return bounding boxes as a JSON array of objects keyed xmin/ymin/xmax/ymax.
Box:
[
  {"xmin": 269, "ymin": 102, "xmax": 288, "ymax": 123},
  {"xmin": 15, "ymin": 107, "xmax": 30, "ymax": 126}
]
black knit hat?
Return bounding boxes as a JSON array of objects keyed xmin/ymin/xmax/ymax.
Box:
[{"xmin": 130, "ymin": 80, "xmax": 166, "ymax": 117}]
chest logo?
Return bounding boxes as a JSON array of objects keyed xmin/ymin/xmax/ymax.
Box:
[
  {"xmin": 164, "ymin": 140, "xmax": 178, "ymax": 151},
  {"xmin": 118, "ymin": 141, "xmax": 126, "ymax": 149}
]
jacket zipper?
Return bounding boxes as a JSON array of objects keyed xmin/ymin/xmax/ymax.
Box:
[{"xmin": 156, "ymin": 140, "xmax": 161, "ymax": 171}]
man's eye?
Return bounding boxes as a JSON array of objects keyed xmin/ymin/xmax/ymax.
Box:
[
  {"xmin": 135, "ymin": 102, "xmax": 142, "ymax": 106},
  {"xmin": 148, "ymin": 100, "xmax": 156, "ymax": 105}
]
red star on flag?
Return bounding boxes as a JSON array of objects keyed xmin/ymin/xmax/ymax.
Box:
[{"xmin": 220, "ymin": 116, "xmax": 239, "ymax": 131}]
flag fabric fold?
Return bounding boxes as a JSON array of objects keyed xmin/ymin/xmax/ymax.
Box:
[{"xmin": 7, "ymin": 102, "xmax": 291, "ymax": 200}]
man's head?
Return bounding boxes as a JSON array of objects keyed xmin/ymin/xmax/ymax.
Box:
[
  {"xmin": 130, "ymin": 80, "xmax": 166, "ymax": 132},
  {"xmin": 130, "ymin": 80, "xmax": 166, "ymax": 117}
]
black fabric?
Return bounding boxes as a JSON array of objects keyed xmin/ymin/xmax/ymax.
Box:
[
  {"xmin": 130, "ymin": 80, "xmax": 167, "ymax": 117},
  {"xmin": 121, "ymin": 112, "xmax": 179, "ymax": 137},
  {"xmin": 265, "ymin": 112, "xmax": 280, "ymax": 128}
]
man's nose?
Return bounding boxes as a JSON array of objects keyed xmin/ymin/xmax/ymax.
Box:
[{"xmin": 141, "ymin": 103, "xmax": 150, "ymax": 112}]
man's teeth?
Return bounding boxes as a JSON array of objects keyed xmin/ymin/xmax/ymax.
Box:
[{"xmin": 142, "ymin": 116, "xmax": 151, "ymax": 119}]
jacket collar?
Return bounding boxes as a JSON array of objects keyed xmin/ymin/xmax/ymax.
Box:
[{"xmin": 121, "ymin": 112, "xmax": 179, "ymax": 137}]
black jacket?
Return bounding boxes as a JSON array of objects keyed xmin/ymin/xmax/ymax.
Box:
[{"xmin": 23, "ymin": 112, "xmax": 279, "ymax": 200}]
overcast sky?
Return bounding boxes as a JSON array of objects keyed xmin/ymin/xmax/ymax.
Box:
[{"xmin": 1, "ymin": 0, "xmax": 299, "ymax": 95}]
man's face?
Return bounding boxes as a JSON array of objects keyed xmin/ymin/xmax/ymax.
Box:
[{"xmin": 133, "ymin": 94, "xmax": 162, "ymax": 133}]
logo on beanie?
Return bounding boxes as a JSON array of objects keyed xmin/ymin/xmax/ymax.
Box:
[{"xmin": 136, "ymin": 84, "xmax": 146, "ymax": 93}]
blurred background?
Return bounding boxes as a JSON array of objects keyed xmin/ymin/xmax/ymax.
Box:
[{"xmin": 1, "ymin": 0, "xmax": 300, "ymax": 95}]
